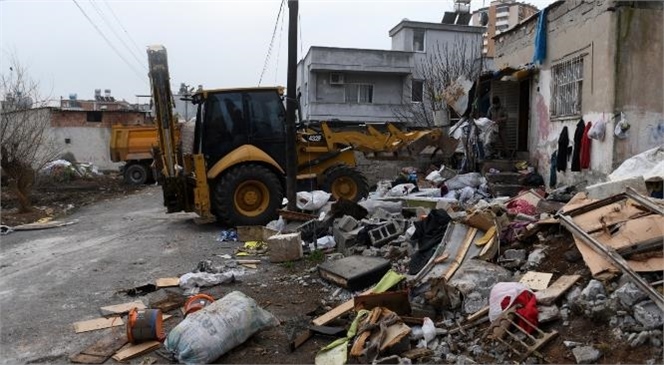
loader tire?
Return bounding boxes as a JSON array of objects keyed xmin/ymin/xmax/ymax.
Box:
[
  {"xmin": 124, "ymin": 163, "xmax": 149, "ymax": 185},
  {"xmin": 321, "ymin": 165, "xmax": 369, "ymax": 202},
  {"xmin": 214, "ymin": 164, "xmax": 283, "ymax": 226}
]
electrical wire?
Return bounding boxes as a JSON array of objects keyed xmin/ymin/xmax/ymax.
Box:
[
  {"xmin": 273, "ymin": 2, "xmax": 286, "ymax": 85},
  {"xmin": 88, "ymin": 0, "xmax": 147, "ymax": 71},
  {"xmin": 101, "ymin": 0, "xmax": 146, "ymax": 59},
  {"xmin": 72, "ymin": 0, "xmax": 147, "ymax": 83},
  {"xmin": 258, "ymin": 0, "xmax": 285, "ymax": 86}
]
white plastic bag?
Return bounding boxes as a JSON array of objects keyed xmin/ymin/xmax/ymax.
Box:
[
  {"xmin": 316, "ymin": 235, "xmax": 336, "ymax": 249},
  {"xmin": 375, "ymin": 180, "xmax": 393, "ymax": 197},
  {"xmin": 488, "ymin": 282, "xmax": 530, "ymax": 322},
  {"xmin": 388, "ymin": 183, "xmax": 416, "ymax": 197},
  {"xmin": 417, "ymin": 317, "xmax": 436, "ymax": 349},
  {"xmin": 179, "ymin": 270, "xmax": 244, "ymax": 295},
  {"xmin": 444, "ymin": 172, "xmax": 483, "ymax": 190},
  {"xmin": 425, "ymin": 170, "xmax": 444, "ymax": 185},
  {"xmin": 588, "ymin": 119, "xmax": 606, "ymax": 141},
  {"xmin": 165, "ymin": 291, "xmax": 279, "ymax": 364},
  {"xmin": 297, "ymin": 190, "xmax": 331, "ymax": 211}
]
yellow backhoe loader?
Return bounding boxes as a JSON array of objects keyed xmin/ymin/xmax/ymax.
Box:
[{"xmin": 147, "ymin": 45, "xmax": 443, "ymax": 226}]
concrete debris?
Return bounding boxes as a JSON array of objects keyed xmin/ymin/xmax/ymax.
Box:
[
  {"xmin": 580, "ymin": 279, "xmax": 606, "ymax": 302},
  {"xmin": 613, "ymin": 282, "xmax": 648, "ymax": 308},
  {"xmin": 572, "ymin": 345, "xmax": 602, "ymax": 364},
  {"xmin": 633, "ymin": 301, "xmax": 664, "ymax": 330}
]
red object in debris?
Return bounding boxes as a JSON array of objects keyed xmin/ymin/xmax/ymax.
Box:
[
  {"xmin": 580, "ymin": 121, "xmax": 592, "ymax": 169},
  {"xmin": 506, "ymin": 199, "xmax": 538, "ymax": 216},
  {"xmin": 500, "ymin": 290, "xmax": 539, "ymax": 334},
  {"xmin": 184, "ymin": 294, "xmax": 215, "ymax": 317}
]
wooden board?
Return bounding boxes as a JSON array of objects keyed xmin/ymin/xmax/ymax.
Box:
[
  {"xmin": 466, "ymin": 306, "xmax": 489, "ymax": 322},
  {"xmin": 354, "ymin": 291, "xmax": 411, "ymax": 315},
  {"xmin": 402, "ymin": 348, "xmax": 433, "ymax": 360},
  {"xmin": 444, "ymin": 227, "xmax": 478, "ymax": 281},
  {"xmin": 350, "ymin": 307, "xmax": 382, "ymax": 357},
  {"xmin": 535, "ymin": 275, "xmax": 581, "ymax": 305},
  {"xmin": 70, "ymin": 333, "xmax": 128, "ymax": 363},
  {"xmin": 312, "ymin": 287, "xmax": 373, "ymax": 327},
  {"xmin": 100, "ymin": 301, "xmax": 146, "ymax": 316},
  {"xmin": 379, "ymin": 322, "xmax": 411, "ymax": 350},
  {"xmin": 73, "ymin": 317, "xmax": 124, "ymax": 333},
  {"xmin": 112, "ymin": 341, "xmax": 160, "ymax": 362},
  {"xmin": 519, "ymin": 271, "xmax": 553, "ymax": 291},
  {"xmin": 155, "ymin": 277, "xmax": 180, "ymax": 288}
]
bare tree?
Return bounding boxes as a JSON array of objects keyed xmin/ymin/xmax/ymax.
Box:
[
  {"xmin": 1, "ymin": 56, "xmax": 59, "ymax": 212},
  {"xmin": 393, "ymin": 36, "xmax": 481, "ymax": 127}
]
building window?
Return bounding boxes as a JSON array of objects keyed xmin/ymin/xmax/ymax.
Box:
[
  {"xmin": 496, "ymin": 5, "xmax": 509, "ymax": 14},
  {"xmin": 551, "ymin": 56, "xmax": 584, "ymax": 118},
  {"xmin": 412, "ymin": 80, "xmax": 424, "ymax": 102},
  {"xmin": 87, "ymin": 111, "xmax": 103, "ymax": 122},
  {"xmin": 413, "ymin": 30, "xmax": 425, "ymax": 52},
  {"xmin": 345, "ymin": 84, "xmax": 373, "ymax": 104}
]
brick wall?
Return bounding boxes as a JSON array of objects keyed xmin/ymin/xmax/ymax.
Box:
[{"xmin": 51, "ymin": 110, "xmax": 149, "ymax": 128}]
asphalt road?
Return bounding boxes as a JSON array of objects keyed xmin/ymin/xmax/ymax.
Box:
[{"xmin": 0, "ymin": 187, "xmax": 230, "ymax": 363}]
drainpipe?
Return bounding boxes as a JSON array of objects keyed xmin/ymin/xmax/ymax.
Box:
[{"xmin": 611, "ymin": 0, "xmax": 620, "ymax": 169}]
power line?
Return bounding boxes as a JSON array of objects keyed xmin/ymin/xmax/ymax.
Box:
[
  {"xmin": 274, "ymin": 2, "xmax": 286, "ymax": 85},
  {"xmin": 88, "ymin": 0, "xmax": 147, "ymax": 71},
  {"xmin": 101, "ymin": 0, "xmax": 146, "ymax": 59},
  {"xmin": 71, "ymin": 0, "xmax": 147, "ymax": 83},
  {"xmin": 258, "ymin": 0, "xmax": 285, "ymax": 86}
]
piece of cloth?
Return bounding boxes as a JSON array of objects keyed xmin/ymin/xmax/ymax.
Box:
[
  {"xmin": 580, "ymin": 121, "xmax": 592, "ymax": 169},
  {"xmin": 550, "ymin": 151, "xmax": 557, "ymax": 188},
  {"xmin": 409, "ymin": 209, "xmax": 452, "ymax": 275},
  {"xmin": 532, "ymin": 9, "xmax": 548, "ymax": 64},
  {"xmin": 556, "ymin": 127, "xmax": 569, "ymax": 172},
  {"xmin": 506, "ymin": 199, "xmax": 538, "ymax": 216},
  {"xmin": 571, "ymin": 119, "xmax": 585, "ymax": 171},
  {"xmin": 500, "ymin": 290, "xmax": 539, "ymax": 334}
]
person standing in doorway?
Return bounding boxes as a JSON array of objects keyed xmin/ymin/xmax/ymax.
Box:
[{"xmin": 488, "ymin": 96, "xmax": 508, "ymax": 158}]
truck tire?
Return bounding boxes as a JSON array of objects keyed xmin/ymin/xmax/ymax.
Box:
[
  {"xmin": 124, "ymin": 163, "xmax": 149, "ymax": 185},
  {"xmin": 321, "ymin": 165, "xmax": 369, "ymax": 202},
  {"xmin": 213, "ymin": 164, "xmax": 283, "ymax": 226}
]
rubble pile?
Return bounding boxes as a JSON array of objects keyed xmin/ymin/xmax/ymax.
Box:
[{"xmin": 267, "ymin": 161, "xmax": 664, "ymax": 365}]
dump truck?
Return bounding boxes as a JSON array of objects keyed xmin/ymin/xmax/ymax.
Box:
[
  {"xmin": 146, "ymin": 45, "xmax": 443, "ymax": 226},
  {"xmin": 109, "ymin": 124, "xmax": 180, "ymax": 184}
]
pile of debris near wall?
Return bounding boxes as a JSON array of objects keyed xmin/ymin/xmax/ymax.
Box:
[{"xmin": 273, "ymin": 154, "xmax": 663, "ymax": 364}]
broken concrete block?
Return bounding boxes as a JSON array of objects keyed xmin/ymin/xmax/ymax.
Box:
[
  {"xmin": 537, "ymin": 305, "xmax": 561, "ymax": 323},
  {"xmin": 585, "ymin": 176, "xmax": 647, "ymax": 200},
  {"xmin": 267, "ymin": 232, "xmax": 303, "ymax": 263},
  {"xmin": 633, "ymin": 301, "xmax": 664, "ymax": 330},
  {"xmin": 336, "ymin": 215, "xmax": 358, "ymax": 232},
  {"xmin": 318, "ymin": 256, "xmax": 391, "ymax": 290},
  {"xmin": 581, "ymin": 280, "xmax": 606, "ymax": 302},
  {"xmin": 572, "ymin": 346, "xmax": 601, "ymax": 364},
  {"xmin": 613, "ymin": 282, "xmax": 648, "ymax": 308},
  {"xmin": 503, "ymin": 249, "xmax": 526, "ymax": 261},
  {"xmin": 332, "ymin": 226, "xmax": 361, "ymax": 254},
  {"xmin": 368, "ymin": 221, "xmax": 402, "ymax": 247}
]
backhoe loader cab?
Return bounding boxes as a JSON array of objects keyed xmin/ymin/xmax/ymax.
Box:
[{"xmin": 191, "ymin": 87, "xmax": 289, "ymax": 226}]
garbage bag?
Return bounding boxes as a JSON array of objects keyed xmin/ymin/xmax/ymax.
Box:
[
  {"xmin": 444, "ymin": 172, "xmax": 484, "ymax": 190},
  {"xmin": 614, "ymin": 113, "xmax": 630, "ymax": 140},
  {"xmin": 588, "ymin": 118, "xmax": 606, "ymax": 141},
  {"xmin": 165, "ymin": 291, "xmax": 279, "ymax": 364},
  {"xmin": 388, "ymin": 183, "xmax": 417, "ymax": 197},
  {"xmin": 297, "ymin": 190, "xmax": 331, "ymax": 211}
]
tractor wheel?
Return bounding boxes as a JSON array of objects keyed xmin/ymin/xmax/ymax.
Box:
[
  {"xmin": 124, "ymin": 163, "xmax": 149, "ymax": 185},
  {"xmin": 321, "ymin": 165, "xmax": 369, "ymax": 202},
  {"xmin": 214, "ymin": 164, "xmax": 283, "ymax": 226}
]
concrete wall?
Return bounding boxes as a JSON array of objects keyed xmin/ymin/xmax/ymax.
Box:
[
  {"xmin": 495, "ymin": 1, "xmax": 621, "ymax": 187},
  {"xmin": 49, "ymin": 126, "xmax": 121, "ymax": 170},
  {"xmin": 613, "ymin": 5, "xmax": 664, "ymax": 165}
]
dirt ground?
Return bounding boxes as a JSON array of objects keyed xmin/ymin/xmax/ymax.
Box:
[
  {"xmin": 1, "ymin": 181, "xmax": 661, "ymax": 364},
  {"xmin": 1, "ymin": 173, "xmax": 143, "ymax": 227}
]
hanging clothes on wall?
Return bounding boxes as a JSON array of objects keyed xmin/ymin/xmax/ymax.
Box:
[
  {"xmin": 580, "ymin": 121, "xmax": 592, "ymax": 169},
  {"xmin": 550, "ymin": 151, "xmax": 558, "ymax": 188},
  {"xmin": 556, "ymin": 127, "xmax": 569, "ymax": 172},
  {"xmin": 571, "ymin": 119, "xmax": 585, "ymax": 171}
]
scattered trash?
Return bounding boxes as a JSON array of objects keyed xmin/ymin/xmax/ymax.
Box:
[
  {"xmin": 179, "ymin": 270, "xmax": 242, "ymax": 295},
  {"xmin": 216, "ymin": 229, "xmax": 238, "ymax": 242},
  {"xmin": 183, "ymin": 294, "xmax": 215, "ymax": 317},
  {"xmin": 164, "ymin": 291, "xmax": 279, "ymax": 364}
]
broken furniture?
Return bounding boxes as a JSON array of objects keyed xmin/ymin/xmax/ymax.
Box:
[{"xmin": 318, "ymin": 256, "xmax": 391, "ymax": 291}]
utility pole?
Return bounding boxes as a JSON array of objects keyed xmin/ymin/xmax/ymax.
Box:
[{"xmin": 285, "ymin": 0, "xmax": 299, "ymax": 211}]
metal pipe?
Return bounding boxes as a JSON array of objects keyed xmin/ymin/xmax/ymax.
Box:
[{"xmin": 285, "ymin": 0, "xmax": 299, "ymax": 211}]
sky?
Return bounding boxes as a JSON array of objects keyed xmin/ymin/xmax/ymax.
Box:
[{"xmin": 1, "ymin": 0, "xmax": 555, "ymax": 102}]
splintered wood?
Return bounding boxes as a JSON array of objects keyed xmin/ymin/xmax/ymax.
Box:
[
  {"xmin": 73, "ymin": 317, "xmax": 124, "ymax": 333},
  {"xmin": 535, "ymin": 275, "xmax": 581, "ymax": 305}
]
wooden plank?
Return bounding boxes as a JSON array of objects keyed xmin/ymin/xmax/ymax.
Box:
[
  {"xmin": 236, "ymin": 259, "xmax": 261, "ymax": 264},
  {"xmin": 379, "ymin": 322, "xmax": 411, "ymax": 350},
  {"xmin": 519, "ymin": 271, "xmax": 553, "ymax": 291},
  {"xmin": 402, "ymin": 348, "xmax": 433, "ymax": 360},
  {"xmin": 241, "ymin": 263, "xmax": 258, "ymax": 269},
  {"xmin": 466, "ymin": 306, "xmax": 489, "ymax": 322},
  {"xmin": 100, "ymin": 301, "xmax": 146, "ymax": 316},
  {"xmin": 535, "ymin": 275, "xmax": 581, "ymax": 305},
  {"xmin": 444, "ymin": 227, "xmax": 478, "ymax": 281},
  {"xmin": 70, "ymin": 354, "xmax": 106, "ymax": 364},
  {"xmin": 354, "ymin": 291, "xmax": 411, "ymax": 315},
  {"xmin": 79, "ymin": 333, "xmax": 128, "ymax": 357},
  {"xmin": 73, "ymin": 317, "xmax": 124, "ymax": 333},
  {"xmin": 312, "ymin": 287, "xmax": 373, "ymax": 327},
  {"xmin": 350, "ymin": 307, "xmax": 382, "ymax": 357},
  {"xmin": 155, "ymin": 277, "xmax": 180, "ymax": 288},
  {"xmin": 112, "ymin": 341, "xmax": 160, "ymax": 362},
  {"xmin": 289, "ymin": 329, "xmax": 313, "ymax": 352}
]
